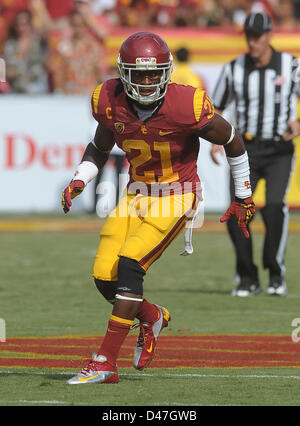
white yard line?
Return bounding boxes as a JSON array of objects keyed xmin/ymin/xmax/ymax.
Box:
[
  {"xmin": 0, "ymin": 370, "xmax": 299, "ymax": 380},
  {"xmin": 0, "ymin": 399, "xmax": 93, "ymax": 405}
]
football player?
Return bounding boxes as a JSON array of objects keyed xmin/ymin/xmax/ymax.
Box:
[{"xmin": 62, "ymin": 31, "xmax": 255, "ymax": 384}]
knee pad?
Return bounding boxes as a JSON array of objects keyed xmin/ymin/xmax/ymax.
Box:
[
  {"xmin": 117, "ymin": 256, "xmax": 145, "ymax": 296},
  {"xmin": 94, "ymin": 279, "xmax": 118, "ymax": 304}
]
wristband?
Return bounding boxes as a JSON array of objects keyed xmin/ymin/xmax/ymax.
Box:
[{"xmin": 74, "ymin": 161, "xmax": 99, "ymax": 185}]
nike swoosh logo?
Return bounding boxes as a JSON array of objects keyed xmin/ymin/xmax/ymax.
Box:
[
  {"xmin": 78, "ymin": 373, "xmax": 100, "ymax": 382},
  {"xmin": 147, "ymin": 341, "xmax": 153, "ymax": 353},
  {"xmin": 159, "ymin": 131, "xmax": 173, "ymax": 136}
]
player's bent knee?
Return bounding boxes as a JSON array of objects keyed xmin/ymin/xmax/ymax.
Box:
[
  {"xmin": 117, "ymin": 256, "xmax": 145, "ymax": 296},
  {"xmin": 94, "ymin": 279, "xmax": 118, "ymax": 304}
]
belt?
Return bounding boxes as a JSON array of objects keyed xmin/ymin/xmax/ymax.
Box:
[{"xmin": 243, "ymin": 133, "xmax": 285, "ymax": 147}]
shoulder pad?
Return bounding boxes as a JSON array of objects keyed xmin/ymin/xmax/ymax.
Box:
[
  {"xmin": 91, "ymin": 79, "xmax": 122, "ymax": 125},
  {"xmin": 167, "ymin": 84, "xmax": 214, "ymax": 127}
]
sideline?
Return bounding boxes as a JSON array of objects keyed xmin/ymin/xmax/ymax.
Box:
[{"xmin": 0, "ymin": 218, "xmax": 300, "ymax": 233}]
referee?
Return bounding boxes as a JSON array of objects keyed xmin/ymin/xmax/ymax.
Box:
[{"xmin": 211, "ymin": 12, "xmax": 300, "ymax": 297}]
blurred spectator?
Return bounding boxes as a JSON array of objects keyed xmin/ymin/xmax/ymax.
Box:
[
  {"xmin": 29, "ymin": 1, "xmax": 112, "ymax": 41},
  {"xmin": 91, "ymin": 0, "xmax": 119, "ymax": 26},
  {"xmin": 92, "ymin": 0, "xmax": 117, "ymax": 14},
  {"xmin": 0, "ymin": 1, "xmax": 54, "ymax": 53},
  {"xmin": 2, "ymin": 9, "xmax": 48, "ymax": 93},
  {"xmin": 73, "ymin": 0, "xmax": 110, "ymax": 41},
  {"xmin": 174, "ymin": 0, "xmax": 204, "ymax": 27},
  {"xmin": 275, "ymin": 0, "xmax": 298, "ymax": 27},
  {"xmin": 0, "ymin": 0, "xmax": 31, "ymax": 44},
  {"xmin": 45, "ymin": 0, "xmax": 74, "ymax": 20},
  {"xmin": 171, "ymin": 47, "xmax": 206, "ymax": 89},
  {"xmin": 155, "ymin": 0, "xmax": 178, "ymax": 27},
  {"xmin": 291, "ymin": 0, "xmax": 300, "ymax": 19},
  {"xmin": 251, "ymin": 0, "xmax": 276, "ymax": 16},
  {"xmin": 30, "ymin": 0, "xmax": 55, "ymax": 36},
  {"xmin": 223, "ymin": 0, "xmax": 278, "ymax": 29},
  {"xmin": 0, "ymin": 14, "xmax": 6, "ymax": 51},
  {"xmin": 46, "ymin": 10, "xmax": 107, "ymax": 94},
  {"xmin": 1, "ymin": 0, "xmax": 299, "ymax": 32},
  {"xmin": 116, "ymin": 0, "xmax": 155, "ymax": 27},
  {"xmin": 215, "ymin": 0, "xmax": 236, "ymax": 27},
  {"xmin": 197, "ymin": 0, "xmax": 222, "ymax": 26}
]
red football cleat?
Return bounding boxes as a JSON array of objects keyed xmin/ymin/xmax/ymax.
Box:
[
  {"xmin": 67, "ymin": 354, "xmax": 119, "ymax": 384},
  {"xmin": 133, "ymin": 305, "xmax": 171, "ymax": 371}
]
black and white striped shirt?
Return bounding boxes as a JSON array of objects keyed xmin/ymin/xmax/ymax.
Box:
[{"xmin": 213, "ymin": 48, "xmax": 299, "ymax": 140}]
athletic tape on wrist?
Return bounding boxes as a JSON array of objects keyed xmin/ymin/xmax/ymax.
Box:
[
  {"xmin": 227, "ymin": 152, "xmax": 252, "ymax": 198},
  {"xmin": 73, "ymin": 161, "xmax": 99, "ymax": 185}
]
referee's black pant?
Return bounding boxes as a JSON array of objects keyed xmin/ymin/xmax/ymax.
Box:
[{"xmin": 227, "ymin": 139, "xmax": 294, "ymax": 283}]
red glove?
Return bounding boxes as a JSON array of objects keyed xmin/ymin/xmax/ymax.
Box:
[
  {"xmin": 220, "ymin": 196, "xmax": 255, "ymax": 238},
  {"xmin": 61, "ymin": 180, "xmax": 85, "ymax": 214}
]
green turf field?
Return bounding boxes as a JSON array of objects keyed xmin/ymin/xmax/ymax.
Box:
[{"xmin": 0, "ymin": 214, "xmax": 300, "ymax": 406}]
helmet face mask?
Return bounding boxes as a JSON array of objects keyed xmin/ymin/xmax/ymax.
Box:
[{"xmin": 117, "ymin": 32, "xmax": 173, "ymax": 105}]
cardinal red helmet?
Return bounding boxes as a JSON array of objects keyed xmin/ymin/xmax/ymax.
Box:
[{"xmin": 117, "ymin": 31, "xmax": 173, "ymax": 105}]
